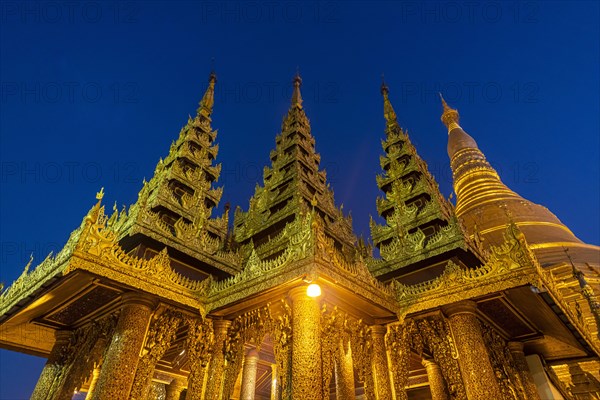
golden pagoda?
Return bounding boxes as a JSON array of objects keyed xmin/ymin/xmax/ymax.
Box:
[{"xmin": 0, "ymin": 73, "xmax": 598, "ymax": 400}]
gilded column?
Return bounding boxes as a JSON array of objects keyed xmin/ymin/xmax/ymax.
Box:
[
  {"xmin": 371, "ymin": 325, "xmax": 392, "ymax": 400},
  {"xmin": 55, "ymin": 333, "xmax": 109, "ymax": 400},
  {"xmin": 31, "ymin": 330, "xmax": 72, "ymax": 400},
  {"xmin": 270, "ymin": 364, "xmax": 279, "ymax": 400},
  {"xmin": 241, "ymin": 348, "xmax": 260, "ymax": 400},
  {"xmin": 85, "ymin": 367, "xmax": 101, "ymax": 399},
  {"xmin": 90, "ymin": 293, "xmax": 155, "ymax": 400},
  {"xmin": 166, "ymin": 378, "xmax": 186, "ymax": 400},
  {"xmin": 149, "ymin": 381, "xmax": 166, "ymax": 399},
  {"xmin": 204, "ymin": 319, "xmax": 231, "ymax": 400},
  {"xmin": 130, "ymin": 310, "xmax": 182, "ymax": 400},
  {"xmin": 443, "ymin": 301, "xmax": 502, "ymax": 400},
  {"xmin": 335, "ymin": 341, "xmax": 355, "ymax": 400},
  {"xmin": 422, "ymin": 359, "xmax": 449, "ymax": 400},
  {"xmin": 508, "ymin": 342, "xmax": 541, "ymax": 400},
  {"xmin": 290, "ymin": 286, "xmax": 322, "ymax": 400}
]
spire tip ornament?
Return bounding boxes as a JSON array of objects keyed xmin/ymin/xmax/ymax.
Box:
[
  {"xmin": 381, "ymin": 78, "xmax": 397, "ymax": 125},
  {"xmin": 380, "ymin": 74, "xmax": 389, "ymax": 96},
  {"xmin": 198, "ymin": 70, "xmax": 217, "ymax": 118},
  {"xmin": 291, "ymin": 71, "xmax": 303, "ymax": 109},
  {"xmin": 210, "ymin": 57, "xmax": 216, "ymax": 79},
  {"xmin": 439, "ymin": 93, "xmax": 460, "ymax": 133}
]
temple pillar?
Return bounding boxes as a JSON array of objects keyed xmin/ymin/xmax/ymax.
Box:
[
  {"xmin": 130, "ymin": 311, "xmax": 182, "ymax": 400},
  {"xmin": 422, "ymin": 359, "xmax": 449, "ymax": 400},
  {"xmin": 185, "ymin": 363, "xmax": 207, "ymax": 400},
  {"xmin": 508, "ymin": 342, "xmax": 541, "ymax": 400},
  {"xmin": 204, "ymin": 319, "xmax": 232, "ymax": 400},
  {"xmin": 166, "ymin": 378, "xmax": 186, "ymax": 400},
  {"xmin": 31, "ymin": 330, "xmax": 72, "ymax": 400},
  {"xmin": 270, "ymin": 364, "xmax": 279, "ymax": 400},
  {"xmin": 90, "ymin": 293, "xmax": 155, "ymax": 400},
  {"xmin": 241, "ymin": 348, "xmax": 260, "ymax": 400},
  {"xmin": 443, "ymin": 300, "xmax": 502, "ymax": 400},
  {"xmin": 148, "ymin": 381, "xmax": 166, "ymax": 399},
  {"xmin": 185, "ymin": 318, "xmax": 210, "ymax": 400},
  {"xmin": 371, "ymin": 325, "xmax": 392, "ymax": 400},
  {"xmin": 290, "ymin": 286, "xmax": 322, "ymax": 400},
  {"xmin": 85, "ymin": 367, "xmax": 101, "ymax": 399},
  {"xmin": 335, "ymin": 341, "xmax": 355, "ymax": 400},
  {"xmin": 54, "ymin": 335, "xmax": 108, "ymax": 400}
]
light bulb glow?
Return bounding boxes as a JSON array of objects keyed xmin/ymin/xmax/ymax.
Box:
[{"xmin": 306, "ymin": 283, "xmax": 321, "ymax": 297}]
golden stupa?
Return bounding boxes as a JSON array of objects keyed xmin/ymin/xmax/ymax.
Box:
[{"xmin": 442, "ymin": 97, "xmax": 598, "ymax": 269}]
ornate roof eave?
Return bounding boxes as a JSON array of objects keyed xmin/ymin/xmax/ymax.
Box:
[
  {"xmin": 392, "ymin": 223, "xmax": 537, "ymax": 317},
  {"xmin": 0, "ymin": 190, "xmax": 211, "ymax": 319},
  {"xmin": 0, "ymin": 242, "xmax": 76, "ymax": 321},
  {"xmin": 206, "ymin": 212, "xmax": 398, "ymax": 319},
  {"xmin": 0, "ymin": 200, "xmax": 90, "ymax": 320},
  {"xmin": 392, "ymin": 222, "xmax": 600, "ymax": 356},
  {"xmin": 367, "ymin": 233, "xmax": 474, "ymax": 277},
  {"xmin": 369, "ymin": 209, "xmax": 486, "ymax": 277},
  {"xmin": 122, "ymin": 217, "xmax": 241, "ymax": 275}
]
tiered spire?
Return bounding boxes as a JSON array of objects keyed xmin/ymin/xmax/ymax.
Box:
[
  {"xmin": 113, "ymin": 72, "xmax": 238, "ymax": 276},
  {"xmin": 442, "ymin": 97, "xmax": 583, "ymax": 263},
  {"xmin": 369, "ymin": 84, "xmax": 483, "ymax": 282},
  {"xmin": 234, "ymin": 74, "xmax": 355, "ymax": 263}
]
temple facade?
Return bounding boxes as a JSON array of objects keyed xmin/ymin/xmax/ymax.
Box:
[{"xmin": 1, "ymin": 73, "xmax": 598, "ymax": 400}]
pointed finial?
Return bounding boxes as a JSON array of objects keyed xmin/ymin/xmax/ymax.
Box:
[
  {"xmin": 439, "ymin": 93, "xmax": 460, "ymax": 133},
  {"xmin": 381, "ymin": 78, "xmax": 397, "ymax": 125},
  {"xmin": 380, "ymin": 74, "xmax": 389, "ymax": 96},
  {"xmin": 209, "ymin": 58, "xmax": 217, "ymax": 83},
  {"xmin": 198, "ymin": 69, "xmax": 217, "ymax": 118},
  {"xmin": 291, "ymin": 71, "xmax": 303, "ymax": 109}
]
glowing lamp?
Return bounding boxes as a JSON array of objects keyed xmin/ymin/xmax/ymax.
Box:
[{"xmin": 306, "ymin": 283, "xmax": 322, "ymax": 297}]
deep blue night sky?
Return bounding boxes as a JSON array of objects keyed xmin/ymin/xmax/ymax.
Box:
[{"xmin": 1, "ymin": 1, "xmax": 598, "ymax": 398}]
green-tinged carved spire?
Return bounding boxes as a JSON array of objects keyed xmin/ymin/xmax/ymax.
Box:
[
  {"xmin": 113, "ymin": 71, "xmax": 240, "ymax": 276},
  {"xmin": 233, "ymin": 74, "xmax": 356, "ymax": 264},
  {"xmin": 368, "ymin": 85, "xmax": 483, "ymax": 282}
]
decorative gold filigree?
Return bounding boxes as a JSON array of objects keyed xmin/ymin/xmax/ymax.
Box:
[
  {"xmin": 221, "ymin": 305, "xmax": 272, "ymax": 399},
  {"xmin": 130, "ymin": 309, "xmax": 183, "ymax": 400},
  {"xmin": 185, "ymin": 316, "xmax": 214, "ymax": 400},
  {"xmin": 392, "ymin": 223, "xmax": 542, "ymax": 318}
]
